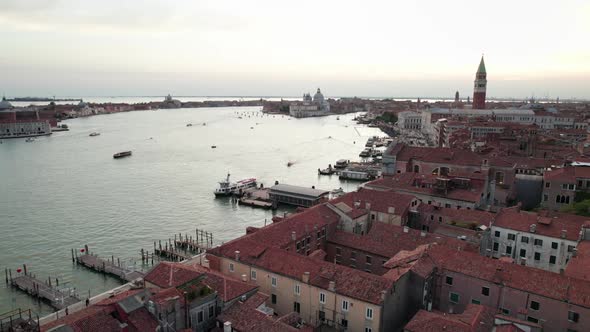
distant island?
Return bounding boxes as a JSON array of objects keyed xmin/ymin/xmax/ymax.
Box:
[{"xmin": 7, "ymin": 97, "xmax": 82, "ymax": 102}]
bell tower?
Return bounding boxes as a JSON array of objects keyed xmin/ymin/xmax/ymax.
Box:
[{"xmin": 472, "ymin": 56, "xmax": 487, "ymax": 109}]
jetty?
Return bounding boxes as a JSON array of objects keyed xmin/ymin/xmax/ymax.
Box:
[
  {"xmin": 6, "ymin": 265, "xmax": 80, "ymax": 310},
  {"xmin": 153, "ymin": 229, "xmax": 214, "ymax": 262},
  {"xmin": 238, "ymin": 187, "xmax": 274, "ymax": 209},
  {"xmin": 73, "ymin": 245, "xmax": 144, "ymax": 282},
  {"xmin": 0, "ymin": 308, "xmax": 39, "ymax": 332}
]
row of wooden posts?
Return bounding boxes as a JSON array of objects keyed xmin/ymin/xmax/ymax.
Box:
[
  {"xmin": 144, "ymin": 228, "xmax": 214, "ymax": 263},
  {"xmin": 4, "ymin": 265, "xmax": 61, "ymax": 288}
]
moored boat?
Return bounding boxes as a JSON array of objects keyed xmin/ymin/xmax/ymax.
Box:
[{"xmin": 113, "ymin": 151, "xmax": 132, "ymax": 159}]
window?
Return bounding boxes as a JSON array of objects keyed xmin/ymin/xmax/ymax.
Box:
[
  {"xmin": 336, "ymin": 247, "xmax": 342, "ymax": 256},
  {"xmin": 197, "ymin": 310, "xmax": 203, "ymax": 323},
  {"xmin": 366, "ymin": 307, "xmax": 373, "ymax": 320},
  {"xmin": 493, "ymin": 242, "xmax": 499, "ymax": 251},
  {"xmin": 271, "ymin": 276, "xmax": 277, "ymax": 287},
  {"xmin": 319, "ymin": 292, "xmax": 326, "ymax": 304},
  {"xmin": 365, "ymin": 328, "xmax": 372, "ymax": 332},
  {"xmin": 294, "ymin": 284, "xmax": 300, "ymax": 295},
  {"xmin": 271, "ymin": 294, "xmax": 277, "ymax": 304},
  {"xmin": 482, "ymin": 287, "xmax": 490, "ymax": 296},
  {"xmin": 341, "ymin": 319, "xmax": 348, "ymax": 328},
  {"xmin": 527, "ymin": 316, "xmax": 539, "ymax": 323},
  {"xmin": 446, "ymin": 276, "xmax": 453, "ymax": 285},
  {"xmin": 543, "ymin": 194, "xmax": 548, "ymax": 202},
  {"xmin": 471, "ymin": 299, "xmax": 481, "ymax": 304},
  {"xmin": 506, "ymin": 246, "xmax": 512, "ymax": 255},
  {"xmin": 551, "ymin": 242, "xmax": 558, "ymax": 249},
  {"xmin": 445, "ymin": 203, "xmax": 451, "ymax": 208},
  {"xmin": 568, "ymin": 310, "xmax": 579, "ymax": 322},
  {"xmin": 534, "ymin": 252, "xmax": 541, "ymax": 261},
  {"xmin": 500, "ymin": 307, "xmax": 510, "ymax": 315},
  {"xmin": 366, "ymin": 256, "xmax": 372, "ymax": 265},
  {"xmin": 534, "ymin": 239, "xmax": 543, "ymax": 246},
  {"xmin": 521, "ymin": 236, "xmax": 529, "ymax": 244},
  {"xmin": 530, "ymin": 301, "xmax": 540, "ymax": 310},
  {"xmin": 549, "ymin": 255, "xmax": 557, "ymax": 265},
  {"xmin": 508, "ymin": 233, "xmax": 516, "ymax": 241},
  {"xmin": 439, "ymin": 216, "xmax": 442, "ymax": 222},
  {"xmin": 568, "ymin": 245, "xmax": 576, "ymax": 253},
  {"xmin": 209, "ymin": 305, "xmax": 214, "ymax": 318},
  {"xmin": 430, "ymin": 215, "xmax": 434, "ymax": 220},
  {"xmin": 342, "ymin": 300, "xmax": 349, "ymax": 311},
  {"xmin": 494, "ymin": 231, "xmax": 500, "ymax": 237},
  {"xmin": 449, "ymin": 292, "xmax": 460, "ymax": 304},
  {"xmin": 251, "ymin": 270, "xmax": 257, "ymax": 280},
  {"xmin": 351, "ymin": 251, "xmax": 357, "ymax": 260},
  {"xmin": 319, "ymin": 310, "xmax": 325, "ymax": 321},
  {"xmin": 293, "ymin": 302, "xmax": 300, "ymax": 313},
  {"xmin": 520, "ymin": 249, "xmax": 526, "ymax": 258}
]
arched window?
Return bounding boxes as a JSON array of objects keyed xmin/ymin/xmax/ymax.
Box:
[
  {"xmin": 566, "ymin": 196, "xmax": 570, "ymax": 204},
  {"xmin": 556, "ymin": 195, "xmax": 561, "ymax": 203},
  {"xmin": 413, "ymin": 165, "xmax": 420, "ymax": 173}
]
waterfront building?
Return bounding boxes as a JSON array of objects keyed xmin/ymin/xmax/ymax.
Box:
[
  {"xmin": 269, "ymin": 184, "xmax": 330, "ymax": 208},
  {"xmin": 0, "ymin": 99, "xmax": 53, "ymax": 139},
  {"xmin": 472, "ymin": 56, "xmax": 487, "ymax": 109},
  {"xmin": 289, "ymin": 88, "xmax": 331, "ymax": 118}
]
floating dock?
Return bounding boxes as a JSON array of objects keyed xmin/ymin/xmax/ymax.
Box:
[
  {"xmin": 7, "ymin": 266, "xmax": 80, "ymax": 310},
  {"xmin": 73, "ymin": 246, "xmax": 144, "ymax": 282}
]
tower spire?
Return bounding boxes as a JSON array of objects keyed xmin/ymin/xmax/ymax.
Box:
[
  {"xmin": 472, "ymin": 55, "xmax": 487, "ymax": 109},
  {"xmin": 477, "ymin": 55, "xmax": 486, "ymax": 74}
]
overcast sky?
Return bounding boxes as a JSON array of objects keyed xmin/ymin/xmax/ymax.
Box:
[{"xmin": 1, "ymin": 0, "xmax": 589, "ymax": 99}]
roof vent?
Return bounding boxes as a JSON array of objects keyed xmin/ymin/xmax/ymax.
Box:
[
  {"xmin": 223, "ymin": 321, "xmax": 232, "ymax": 332},
  {"xmin": 328, "ymin": 281, "xmax": 336, "ymax": 291},
  {"xmin": 561, "ymin": 229, "xmax": 567, "ymax": 239},
  {"xmin": 291, "ymin": 231, "xmax": 296, "ymax": 241},
  {"xmin": 420, "ymin": 231, "xmax": 427, "ymax": 237},
  {"xmin": 235, "ymin": 250, "xmax": 240, "ymax": 261},
  {"xmin": 529, "ymin": 224, "xmax": 536, "ymax": 233}
]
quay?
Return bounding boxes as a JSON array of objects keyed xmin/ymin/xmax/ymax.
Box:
[
  {"xmin": 73, "ymin": 245, "xmax": 144, "ymax": 282},
  {"xmin": 238, "ymin": 187, "xmax": 274, "ymax": 209},
  {"xmin": 6, "ymin": 265, "xmax": 80, "ymax": 310}
]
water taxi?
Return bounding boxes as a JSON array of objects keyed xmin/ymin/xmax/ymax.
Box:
[{"xmin": 113, "ymin": 151, "xmax": 132, "ymax": 159}]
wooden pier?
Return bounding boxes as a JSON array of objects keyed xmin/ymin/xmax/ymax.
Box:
[
  {"xmin": 151, "ymin": 228, "xmax": 214, "ymax": 262},
  {"xmin": 0, "ymin": 308, "xmax": 39, "ymax": 332},
  {"xmin": 73, "ymin": 245, "xmax": 144, "ymax": 282},
  {"xmin": 6, "ymin": 265, "xmax": 80, "ymax": 311}
]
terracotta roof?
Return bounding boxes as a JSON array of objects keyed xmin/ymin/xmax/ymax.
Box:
[
  {"xmin": 41, "ymin": 306, "xmax": 118, "ymax": 332},
  {"xmin": 329, "ymin": 188, "xmax": 415, "ymax": 217},
  {"xmin": 418, "ymin": 204, "xmax": 495, "ymax": 226},
  {"xmin": 493, "ymin": 207, "xmax": 587, "ymax": 241},
  {"xmin": 96, "ymin": 289, "xmax": 145, "ymax": 306},
  {"xmin": 404, "ymin": 304, "xmax": 494, "ymax": 332},
  {"xmin": 386, "ymin": 144, "xmax": 515, "ymax": 168},
  {"xmin": 329, "ymin": 223, "xmax": 476, "ymax": 259},
  {"xmin": 216, "ymin": 292, "xmax": 307, "ymax": 332},
  {"xmin": 144, "ymin": 261, "xmax": 203, "ymax": 288},
  {"xmin": 417, "ymin": 245, "xmax": 590, "ymax": 307},
  {"xmin": 366, "ymin": 173, "xmax": 486, "ymax": 203},
  {"xmin": 127, "ymin": 307, "xmax": 159, "ymax": 331},
  {"xmin": 565, "ymin": 241, "xmax": 590, "ymax": 281},
  {"xmin": 544, "ymin": 166, "xmax": 590, "ymax": 181}
]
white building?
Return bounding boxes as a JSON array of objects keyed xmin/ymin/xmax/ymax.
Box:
[
  {"xmin": 488, "ymin": 208, "xmax": 586, "ymax": 273},
  {"xmin": 289, "ymin": 88, "xmax": 330, "ymax": 118}
]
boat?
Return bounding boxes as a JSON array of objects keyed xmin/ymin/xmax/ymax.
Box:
[
  {"xmin": 89, "ymin": 132, "xmax": 100, "ymax": 137},
  {"xmin": 359, "ymin": 149, "xmax": 372, "ymax": 158},
  {"xmin": 336, "ymin": 116, "xmax": 340, "ymax": 120},
  {"xmin": 214, "ymin": 173, "xmax": 257, "ymax": 197},
  {"xmin": 25, "ymin": 138, "xmax": 35, "ymax": 142},
  {"xmin": 211, "ymin": 145, "xmax": 217, "ymax": 149},
  {"xmin": 186, "ymin": 123, "xmax": 193, "ymax": 127},
  {"xmin": 334, "ymin": 159, "xmax": 349, "ymax": 169},
  {"xmin": 287, "ymin": 161, "xmax": 295, "ymax": 167},
  {"xmin": 113, "ymin": 151, "xmax": 132, "ymax": 159},
  {"xmin": 318, "ymin": 166, "xmax": 335, "ymax": 175}
]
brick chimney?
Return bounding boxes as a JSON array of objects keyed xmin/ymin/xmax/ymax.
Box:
[
  {"xmin": 241, "ymin": 274, "xmax": 247, "ymax": 282},
  {"xmin": 291, "ymin": 231, "xmax": 296, "ymax": 241},
  {"xmin": 223, "ymin": 321, "xmax": 232, "ymax": 332}
]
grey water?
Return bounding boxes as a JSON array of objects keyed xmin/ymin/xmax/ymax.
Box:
[{"xmin": 0, "ymin": 106, "xmax": 381, "ymax": 315}]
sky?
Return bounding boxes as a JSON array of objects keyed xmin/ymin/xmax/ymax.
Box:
[{"xmin": 1, "ymin": 0, "xmax": 589, "ymax": 99}]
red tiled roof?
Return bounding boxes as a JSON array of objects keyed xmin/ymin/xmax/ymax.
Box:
[
  {"xmin": 144, "ymin": 261, "xmax": 203, "ymax": 288},
  {"xmin": 216, "ymin": 292, "xmax": 304, "ymax": 332},
  {"xmin": 96, "ymin": 289, "xmax": 145, "ymax": 306},
  {"xmin": 41, "ymin": 306, "xmax": 118, "ymax": 332},
  {"xmin": 386, "ymin": 144, "xmax": 515, "ymax": 168},
  {"xmin": 544, "ymin": 166, "xmax": 590, "ymax": 181},
  {"xmin": 418, "ymin": 245, "xmax": 590, "ymax": 307},
  {"xmin": 366, "ymin": 173, "xmax": 485, "ymax": 203},
  {"xmin": 565, "ymin": 241, "xmax": 590, "ymax": 281},
  {"xmin": 404, "ymin": 304, "xmax": 494, "ymax": 332},
  {"xmin": 493, "ymin": 207, "xmax": 587, "ymax": 241},
  {"xmin": 329, "ymin": 188, "xmax": 414, "ymax": 217},
  {"xmin": 418, "ymin": 204, "xmax": 495, "ymax": 226},
  {"xmin": 127, "ymin": 307, "xmax": 159, "ymax": 332}
]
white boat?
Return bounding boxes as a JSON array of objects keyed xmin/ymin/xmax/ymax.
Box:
[
  {"xmin": 25, "ymin": 137, "xmax": 35, "ymax": 142},
  {"xmin": 214, "ymin": 173, "xmax": 257, "ymax": 197},
  {"xmin": 89, "ymin": 132, "xmax": 100, "ymax": 137}
]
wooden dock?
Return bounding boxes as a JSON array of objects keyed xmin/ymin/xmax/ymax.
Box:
[
  {"xmin": 7, "ymin": 266, "xmax": 80, "ymax": 311},
  {"xmin": 151, "ymin": 229, "xmax": 214, "ymax": 262},
  {"xmin": 0, "ymin": 308, "xmax": 39, "ymax": 332},
  {"xmin": 73, "ymin": 246, "xmax": 144, "ymax": 282}
]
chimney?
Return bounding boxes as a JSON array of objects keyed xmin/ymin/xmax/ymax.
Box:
[
  {"xmin": 354, "ymin": 200, "xmax": 361, "ymax": 208},
  {"xmin": 328, "ymin": 281, "xmax": 335, "ymax": 291},
  {"xmin": 235, "ymin": 250, "xmax": 240, "ymax": 261},
  {"xmin": 302, "ymin": 271, "xmax": 310, "ymax": 283},
  {"xmin": 403, "ymin": 226, "xmax": 409, "ymax": 233},
  {"xmin": 381, "ymin": 290, "xmax": 387, "ymax": 301},
  {"xmin": 420, "ymin": 231, "xmax": 427, "ymax": 237},
  {"xmin": 223, "ymin": 321, "xmax": 232, "ymax": 332},
  {"xmin": 365, "ymin": 202, "xmax": 371, "ymax": 210},
  {"xmin": 202, "ymin": 259, "xmax": 210, "ymax": 268},
  {"xmin": 291, "ymin": 231, "xmax": 296, "ymax": 241},
  {"xmin": 561, "ymin": 229, "xmax": 567, "ymax": 239},
  {"xmin": 530, "ymin": 224, "xmax": 536, "ymax": 233},
  {"xmin": 241, "ymin": 274, "xmax": 247, "ymax": 282},
  {"xmin": 388, "ymin": 207, "xmax": 396, "ymax": 214}
]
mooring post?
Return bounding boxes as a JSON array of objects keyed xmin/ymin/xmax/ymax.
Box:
[
  {"xmin": 56, "ymin": 278, "xmax": 59, "ymax": 287},
  {"xmin": 8, "ymin": 269, "xmax": 12, "ymax": 282},
  {"xmin": 102, "ymin": 261, "xmax": 105, "ymax": 272},
  {"xmin": 141, "ymin": 248, "xmax": 145, "ymax": 263},
  {"xmin": 84, "ymin": 245, "xmax": 89, "ymax": 255},
  {"xmin": 23, "ymin": 264, "xmax": 27, "ymax": 276},
  {"xmin": 5, "ymin": 268, "xmax": 8, "ymax": 284},
  {"xmin": 151, "ymin": 252, "xmax": 154, "ymax": 265},
  {"xmin": 154, "ymin": 241, "xmax": 156, "ymax": 252},
  {"xmin": 48, "ymin": 277, "xmax": 52, "ymax": 287},
  {"xmin": 71, "ymin": 248, "xmax": 75, "ymax": 263},
  {"xmin": 117, "ymin": 257, "xmax": 120, "ymax": 267}
]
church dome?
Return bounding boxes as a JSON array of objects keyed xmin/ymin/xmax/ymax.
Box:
[
  {"xmin": 313, "ymin": 88, "xmax": 324, "ymax": 103},
  {"xmin": 0, "ymin": 97, "xmax": 13, "ymax": 110}
]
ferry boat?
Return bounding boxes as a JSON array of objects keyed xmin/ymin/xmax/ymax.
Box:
[
  {"xmin": 334, "ymin": 159, "xmax": 349, "ymax": 169},
  {"xmin": 113, "ymin": 151, "xmax": 132, "ymax": 159},
  {"xmin": 214, "ymin": 173, "xmax": 257, "ymax": 197},
  {"xmin": 359, "ymin": 148, "xmax": 372, "ymax": 158}
]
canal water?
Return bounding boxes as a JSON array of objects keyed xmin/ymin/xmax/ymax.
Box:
[{"xmin": 0, "ymin": 106, "xmax": 382, "ymax": 315}]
